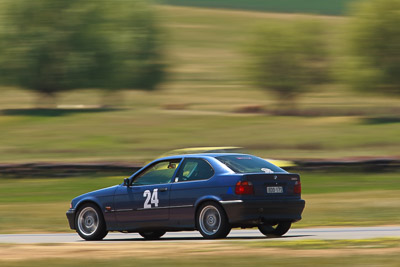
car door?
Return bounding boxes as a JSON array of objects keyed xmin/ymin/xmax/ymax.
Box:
[
  {"xmin": 114, "ymin": 159, "xmax": 181, "ymax": 229},
  {"xmin": 169, "ymin": 158, "xmax": 215, "ymax": 227}
]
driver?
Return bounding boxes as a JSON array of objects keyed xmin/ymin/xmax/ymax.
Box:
[{"xmin": 167, "ymin": 162, "xmax": 176, "ymax": 169}]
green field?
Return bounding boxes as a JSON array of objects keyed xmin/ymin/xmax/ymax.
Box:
[
  {"xmin": 0, "ymin": 171, "xmax": 399, "ymax": 233},
  {"xmin": 162, "ymin": 0, "xmax": 359, "ymax": 15}
]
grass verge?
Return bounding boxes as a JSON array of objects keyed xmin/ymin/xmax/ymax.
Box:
[{"xmin": 1, "ymin": 239, "xmax": 400, "ymax": 266}]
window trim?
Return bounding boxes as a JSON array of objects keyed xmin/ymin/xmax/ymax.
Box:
[
  {"xmin": 173, "ymin": 158, "xmax": 215, "ymax": 183},
  {"xmin": 130, "ymin": 158, "xmax": 183, "ymax": 186}
]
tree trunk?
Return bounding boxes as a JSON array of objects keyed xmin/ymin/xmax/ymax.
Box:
[
  {"xmin": 35, "ymin": 91, "xmax": 57, "ymax": 109},
  {"xmin": 275, "ymin": 93, "xmax": 298, "ymax": 116},
  {"xmin": 100, "ymin": 90, "xmax": 124, "ymax": 108}
]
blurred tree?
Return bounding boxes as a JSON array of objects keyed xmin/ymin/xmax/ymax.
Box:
[
  {"xmin": 346, "ymin": 0, "xmax": 400, "ymax": 96},
  {"xmin": 245, "ymin": 21, "xmax": 328, "ymax": 114},
  {"xmin": 0, "ymin": 0, "xmax": 164, "ymax": 107}
]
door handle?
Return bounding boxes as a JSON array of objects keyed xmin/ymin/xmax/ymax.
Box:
[{"xmin": 159, "ymin": 187, "xmax": 168, "ymax": 192}]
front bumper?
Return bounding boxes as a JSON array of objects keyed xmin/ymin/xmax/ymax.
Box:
[
  {"xmin": 66, "ymin": 208, "xmax": 76, "ymax": 229},
  {"xmin": 220, "ymin": 198, "xmax": 305, "ymax": 225}
]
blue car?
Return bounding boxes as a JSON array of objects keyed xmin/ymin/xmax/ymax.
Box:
[{"xmin": 66, "ymin": 154, "xmax": 305, "ymax": 240}]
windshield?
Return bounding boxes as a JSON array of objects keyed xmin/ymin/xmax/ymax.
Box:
[{"xmin": 216, "ymin": 155, "xmax": 286, "ymax": 174}]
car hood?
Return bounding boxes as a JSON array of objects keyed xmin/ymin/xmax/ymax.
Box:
[{"xmin": 72, "ymin": 185, "xmax": 119, "ymax": 203}]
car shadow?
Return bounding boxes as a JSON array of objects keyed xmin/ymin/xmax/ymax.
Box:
[{"xmin": 95, "ymin": 234, "xmax": 314, "ymax": 242}]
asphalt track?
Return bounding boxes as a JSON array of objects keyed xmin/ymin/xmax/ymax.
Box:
[{"xmin": 0, "ymin": 226, "xmax": 399, "ymax": 243}]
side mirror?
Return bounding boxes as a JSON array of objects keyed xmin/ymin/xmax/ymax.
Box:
[{"xmin": 123, "ymin": 178, "xmax": 130, "ymax": 187}]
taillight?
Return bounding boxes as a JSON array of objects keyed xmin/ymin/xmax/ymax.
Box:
[
  {"xmin": 235, "ymin": 181, "xmax": 254, "ymax": 195},
  {"xmin": 70, "ymin": 203, "xmax": 73, "ymax": 209},
  {"xmin": 294, "ymin": 181, "xmax": 301, "ymax": 194}
]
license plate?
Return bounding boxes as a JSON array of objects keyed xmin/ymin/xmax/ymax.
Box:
[{"xmin": 267, "ymin": 186, "xmax": 283, "ymax": 193}]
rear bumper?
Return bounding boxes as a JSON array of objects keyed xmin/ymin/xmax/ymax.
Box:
[
  {"xmin": 220, "ymin": 199, "xmax": 305, "ymax": 225},
  {"xmin": 66, "ymin": 208, "xmax": 76, "ymax": 229}
]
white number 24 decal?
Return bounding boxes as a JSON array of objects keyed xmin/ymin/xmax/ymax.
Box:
[{"xmin": 143, "ymin": 189, "xmax": 159, "ymax": 209}]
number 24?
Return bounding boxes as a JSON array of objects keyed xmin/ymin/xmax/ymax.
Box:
[{"xmin": 143, "ymin": 189, "xmax": 159, "ymax": 209}]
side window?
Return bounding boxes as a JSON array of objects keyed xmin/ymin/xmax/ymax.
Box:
[
  {"xmin": 133, "ymin": 159, "xmax": 181, "ymax": 185},
  {"xmin": 176, "ymin": 159, "xmax": 214, "ymax": 182}
]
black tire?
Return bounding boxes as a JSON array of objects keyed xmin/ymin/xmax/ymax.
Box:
[
  {"xmin": 258, "ymin": 222, "xmax": 292, "ymax": 237},
  {"xmin": 196, "ymin": 202, "xmax": 231, "ymax": 239},
  {"xmin": 75, "ymin": 203, "xmax": 108, "ymax": 241},
  {"xmin": 138, "ymin": 231, "xmax": 166, "ymax": 240}
]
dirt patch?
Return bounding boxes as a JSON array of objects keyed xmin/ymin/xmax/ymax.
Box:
[
  {"xmin": 158, "ymin": 5, "xmax": 346, "ymax": 21},
  {"xmin": 1, "ymin": 242, "xmax": 400, "ymax": 261}
]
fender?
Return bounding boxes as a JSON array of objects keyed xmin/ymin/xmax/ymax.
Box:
[
  {"xmin": 75, "ymin": 197, "xmax": 103, "ymax": 213},
  {"xmin": 194, "ymin": 195, "xmax": 223, "ymax": 209}
]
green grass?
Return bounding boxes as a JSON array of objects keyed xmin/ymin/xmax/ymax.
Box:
[
  {"xmin": 162, "ymin": 0, "xmax": 357, "ymax": 15},
  {"xmin": 0, "ymin": 172, "xmax": 399, "ymax": 233},
  {"xmin": 0, "ymin": 175, "xmax": 123, "ymax": 233},
  {"xmin": 0, "ymin": 175, "xmax": 122, "ymax": 203},
  {"xmin": 300, "ymin": 190, "xmax": 400, "ymax": 227},
  {"xmin": 302, "ymin": 172, "xmax": 400, "ymax": 194},
  {"xmin": 0, "ymin": 107, "xmax": 399, "ymax": 162}
]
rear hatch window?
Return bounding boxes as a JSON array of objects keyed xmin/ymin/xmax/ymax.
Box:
[{"xmin": 216, "ymin": 155, "xmax": 286, "ymax": 174}]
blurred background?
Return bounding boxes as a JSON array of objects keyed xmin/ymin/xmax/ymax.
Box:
[
  {"xmin": 0, "ymin": 0, "xmax": 399, "ymax": 265},
  {"xmin": 0, "ymin": 0, "xmax": 399, "ymax": 163}
]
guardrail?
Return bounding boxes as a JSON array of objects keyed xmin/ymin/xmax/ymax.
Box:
[
  {"xmin": 288, "ymin": 159, "xmax": 400, "ymax": 172},
  {"xmin": 0, "ymin": 159, "xmax": 399, "ymax": 177},
  {"xmin": 0, "ymin": 163, "xmax": 142, "ymax": 177}
]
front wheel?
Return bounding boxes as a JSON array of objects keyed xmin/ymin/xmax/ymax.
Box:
[
  {"xmin": 75, "ymin": 203, "xmax": 108, "ymax": 241},
  {"xmin": 258, "ymin": 222, "xmax": 292, "ymax": 237},
  {"xmin": 139, "ymin": 231, "xmax": 166, "ymax": 240},
  {"xmin": 197, "ymin": 202, "xmax": 231, "ymax": 239}
]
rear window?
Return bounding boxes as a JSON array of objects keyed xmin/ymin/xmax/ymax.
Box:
[{"xmin": 216, "ymin": 155, "xmax": 286, "ymax": 174}]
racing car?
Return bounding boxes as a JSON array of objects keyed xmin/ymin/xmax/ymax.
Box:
[{"xmin": 66, "ymin": 153, "xmax": 305, "ymax": 240}]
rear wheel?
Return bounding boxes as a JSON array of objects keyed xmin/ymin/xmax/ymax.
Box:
[
  {"xmin": 139, "ymin": 231, "xmax": 166, "ymax": 240},
  {"xmin": 75, "ymin": 203, "xmax": 108, "ymax": 241},
  {"xmin": 258, "ymin": 222, "xmax": 291, "ymax": 237},
  {"xmin": 197, "ymin": 202, "xmax": 231, "ymax": 239}
]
